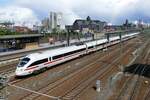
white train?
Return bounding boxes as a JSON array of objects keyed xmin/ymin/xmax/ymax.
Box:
[{"xmin": 15, "ymin": 32, "xmax": 139, "ymax": 76}]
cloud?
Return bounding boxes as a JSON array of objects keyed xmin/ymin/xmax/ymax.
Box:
[
  {"xmin": 0, "ymin": 6, "xmax": 40, "ymax": 28},
  {"xmin": 13, "ymin": 0, "xmax": 80, "ymax": 24},
  {"xmin": 0, "ymin": 0, "xmax": 150, "ymax": 26}
]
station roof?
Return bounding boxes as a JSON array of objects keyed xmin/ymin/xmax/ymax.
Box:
[{"xmin": 0, "ymin": 34, "xmax": 43, "ymax": 40}]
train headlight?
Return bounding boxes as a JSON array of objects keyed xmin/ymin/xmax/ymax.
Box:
[{"xmin": 17, "ymin": 68, "xmax": 23, "ymax": 71}]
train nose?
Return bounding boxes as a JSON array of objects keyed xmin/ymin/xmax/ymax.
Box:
[
  {"xmin": 16, "ymin": 67, "xmax": 24, "ymax": 72},
  {"xmin": 15, "ymin": 68, "xmax": 28, "ymax": 76},
  {"xmin": 15, "ymin": 68, "xmax": 22, "ymax": 76}
]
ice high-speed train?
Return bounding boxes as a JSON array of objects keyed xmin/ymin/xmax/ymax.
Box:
[{"xmin": 15, "ymin": 32, "xmax": 139, "ymax": 76}]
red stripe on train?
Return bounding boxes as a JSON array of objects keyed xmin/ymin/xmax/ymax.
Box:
[
  {"xmin": 44, "ymin": 58, "xmax": 63, "ymax": 65},
  {"xmin": 44, "ymin": 52, "xmax": 83, "ymax": 66},
  {"xmin": 25, "ymin": 66, "xmax": 37, "ymax": 70}
]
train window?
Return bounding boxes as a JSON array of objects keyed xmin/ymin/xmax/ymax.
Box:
[
  {"xmin": 63, "ymin": 51, "xmax": 75, "ymax": 57},
  {"xmin": 53, "ymin": 54, "xmax": 64, "ymax": 60},
  {"xmin": 52, "ymin": 48, "xmax": 86, "ymax": 60},
  {"xmin": 29, "ymin": 58, "xmax": 48, "ymax": 67},
  {"xmin": 63, "ymin": 52, "xmax": 69, "ymax": 57},
  {"xmin": 17, "ymin": 57, "xmax": 30, "ymax": 67},
  {"xmin": 75, "ymin": 42, "xmax": 84, "ymax": 46},
  {"xmin": 88, "ymin": 46, "xmax": 94, "ymax": 49},
  {"xmin": 96, "ymin": 42, "xmax": 106, "ymax": 47},
  {"xmin": 63, "ymin": 48, "xmax": 86, "ymax": 57}
]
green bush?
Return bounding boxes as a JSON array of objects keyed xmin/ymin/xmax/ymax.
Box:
[{"xmin": 0, "ymin": 28, "xmax": 22, "ymax": 36}]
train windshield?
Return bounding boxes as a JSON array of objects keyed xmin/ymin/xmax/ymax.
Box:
[{"xmin": 17, "ymin": 57, "xmax": 30, "ymax": 67}]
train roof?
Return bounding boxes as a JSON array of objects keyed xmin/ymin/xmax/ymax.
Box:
[
  {"xmin": 121, "ymin": 32, "xmax": 139, "ymax": 38},
  {"xmin": 25, "ymin": 32, "xmax": 140, "ymax": 62},
  {"xmin": 110, "ymin": 36, "xmax": 119, "ymax": 41},
  {"xmin": 26, "ymin": 45, "xmax": 86, "ymax": 61},
  {"xmin": 85, "ymin": 39, "xmax": 107, "ymax": 47}
]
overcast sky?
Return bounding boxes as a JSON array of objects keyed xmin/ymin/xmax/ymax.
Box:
[{"xmin": 0, "ymin": 0, "xmax": 149, "ymax": 27}]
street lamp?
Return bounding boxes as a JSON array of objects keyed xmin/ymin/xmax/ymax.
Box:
[{"xmin": 105, "ymin": 33, "xmax": 110, "ymax": 52}]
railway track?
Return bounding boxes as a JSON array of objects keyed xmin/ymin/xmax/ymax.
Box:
[
  {"xmin": 7, "ymin": 42, "xmax": 120, "ymax": 99},
  {"xmin": 128, "ymin": 46, "xmax": 150, "ymax": 100},
  {"xmin": 0, "ymin": 63, "xmax": 17, "ymax": 78},
  {"xmin": 1, "ymin": 37, "xmax": 140, "ymax": 100},
  {"xmin": 61, "ymin": 42, "xmax": 136, "ymax": 100},
  {"xmin": 144, "ymin": 84, "xmax": 150, "ymax": 100},
  {"xmin": 0, "ymin": 68, "xmax": 15, "ymax": 77},
  {"xmin": 115, "ymin": 39, "xmax": 150, "ymax": 100},
  {"xmin": 62, "ymin": 57, "xmax": 122, "ymax": 100},
  {"xmin": 77, "ymin": 47, "xmax": 139, "ymax": 100},
  {"xmin": 11, "ymin": 45, "xmax": 121, "ymax": 99},
  {"xmin": 18, "ymin": 38, "xmax": 138, "ymax": 100}
]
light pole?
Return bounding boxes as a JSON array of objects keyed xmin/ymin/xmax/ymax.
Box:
[
  {"xmin": 105, "ymin": 33, "xmax": 110, "ymax": 52},
  {"xmin": 67, "ymin": 29, "xmax": 71, "ymax": 47},
  {"xmin": 119, "ymin": 32, "xmax": 123, "ymax": 71},
  {"xmin": 96, "ymin": 32, "xmax": 97, "ymax": 49}
]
